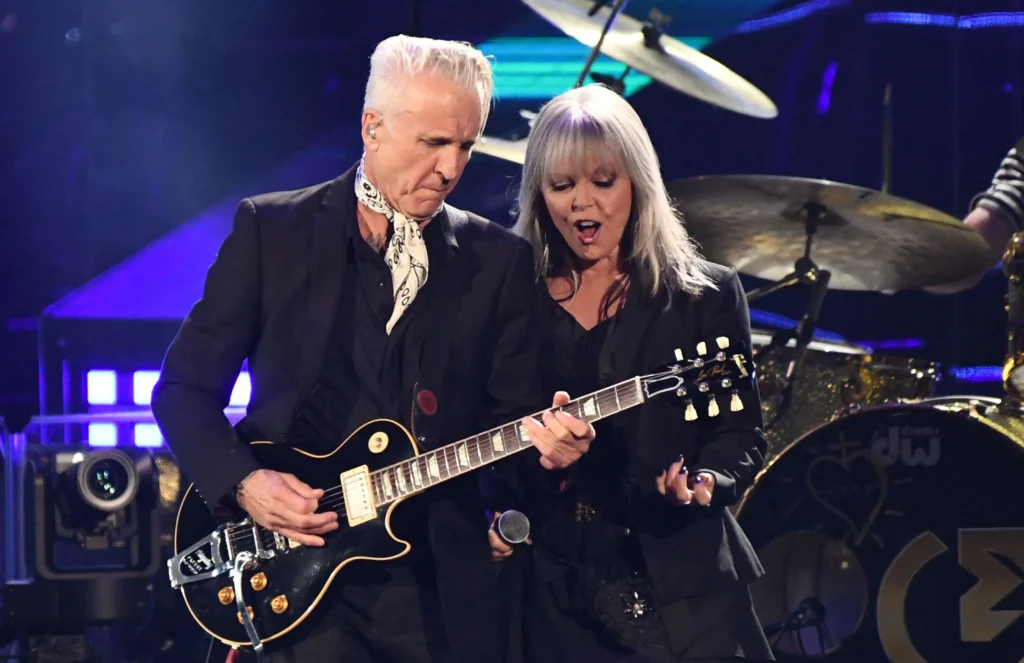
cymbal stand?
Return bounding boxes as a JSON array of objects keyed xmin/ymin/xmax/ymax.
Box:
[
  {"xmin": 588, "ymin": 8, "xmax": 669, "ymax": 95},
  {"xmin": 745, "ymin": 202, "xmax": 832, "ymax": 428},
  {"xmin": 575, "ymin": 0, "xmax": 629, "ymax": 89}
]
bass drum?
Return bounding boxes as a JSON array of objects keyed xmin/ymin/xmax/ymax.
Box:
[
  {"xmin": 751, "ymin": 329, "xmax": 940, "ymax": 464},
  {"xmin": 735, "ymin": 397, "xmax": 1024, "ymax": 663}
]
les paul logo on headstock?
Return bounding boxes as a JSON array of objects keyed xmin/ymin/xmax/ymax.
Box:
[{"xmin": 696, "ymin": 362, "xmax": 729, "ymax": 382}]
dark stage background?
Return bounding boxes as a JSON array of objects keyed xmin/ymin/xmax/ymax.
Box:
[
  {"xmin": 2, "ymin": 1, "xmax": 1024, "ymax": 660},
  {"xmin": 1, "ymin": 0, "xmax": 1023, "ymax": 418}
]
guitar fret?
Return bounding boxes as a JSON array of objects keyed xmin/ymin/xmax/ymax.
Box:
[{"xmin": 368, "ymin": 375, "xmax": 674, "ymax": 506}]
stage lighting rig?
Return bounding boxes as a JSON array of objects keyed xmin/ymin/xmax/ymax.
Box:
[
  {"xmin": 2, "ymin": 419, "xmax": 163, "ymax": 630},
  {"xmin": 38, "ymin": 448, "xmax": 161, "ymax": 576}
]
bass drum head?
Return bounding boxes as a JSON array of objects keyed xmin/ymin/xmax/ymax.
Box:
[{"xmin": 736, "ymin": 398, "xmax": 1024, "ymax": 662}]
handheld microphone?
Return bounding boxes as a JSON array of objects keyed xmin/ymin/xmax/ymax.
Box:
[{"xmin": 494, "ymin": 510, "xmax": 531, "ymax": 545}]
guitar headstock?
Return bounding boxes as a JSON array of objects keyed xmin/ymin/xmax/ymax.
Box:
[{"xmin": 638, "ymin": 336, "xmax": 755, "ymax": 421}]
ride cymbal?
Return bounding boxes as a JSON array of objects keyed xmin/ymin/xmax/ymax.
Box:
[{"xmin": 668, "ymin": 175, "xmax": 992, "ymax": 292}]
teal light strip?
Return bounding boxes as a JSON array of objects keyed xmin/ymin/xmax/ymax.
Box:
[{"xmin": 478, "ymin": 36, "xmax": 712, "ymax": 100}]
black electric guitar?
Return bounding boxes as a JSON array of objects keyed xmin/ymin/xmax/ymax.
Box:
[{"xmin": 168, "ymin": 337, "xmax": 754, "ymax": 651}]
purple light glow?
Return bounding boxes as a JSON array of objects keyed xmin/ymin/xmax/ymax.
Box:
[
  {"xmin": 865, "ymin": 11, "xmax": 1024, "ymax": 28},
  {"xmin": 134, "ymin": 423, "xmax": 164, "ymax": 448},
  {"xmin": 88, "ymin": 423, "xmax": 117, "ymax": 447},
  {"xmin": 133, "ymin": 370, "xmax": 160, "ymax": 405},
  {"xmin": 86, "ymin": 370, "xmax": 117, "ymax": 405},
  {"xmin": 817, "ymin": 61, "xmax": 838, "ymax": 115},
  {"xmin": 856, "ymin": 338, "xmax": 925, "ymax": 351}
]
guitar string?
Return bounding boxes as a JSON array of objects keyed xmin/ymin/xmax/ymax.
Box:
[
  {"xmin": 223, "ymin": 389, "xmax": 631, "ymax": 546},
  {"xmin": 219, "ymin": 376, "xmax": 742, "ymax": 549},
  {"xmin": 220, "ymin": 373, "xmax": 741, "ymax": 549},
  {"xmin": 219, "ymin": 366, "xmax": 743, "ymax": 548},
  {"xmin": 221, "ymin": 387, "xmax": 638, "ymax": 547}
]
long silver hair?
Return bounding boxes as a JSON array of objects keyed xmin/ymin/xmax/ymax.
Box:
[{"xmin": 512, "ymin": 84, "xmax": 715, "ymax": 299}]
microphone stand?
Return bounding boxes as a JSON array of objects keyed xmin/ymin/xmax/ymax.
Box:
[
  {"xmin": 745, "ymin": 202, "xmax": 832, "ymax": 428},
  {"xmin": 575, "ymin": 0, "xmax": 629, "ymax": 89}
]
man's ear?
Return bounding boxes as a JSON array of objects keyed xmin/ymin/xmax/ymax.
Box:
[{"xmin": 362, "ymin": 110, "xmax": 382, "ymax": 150}]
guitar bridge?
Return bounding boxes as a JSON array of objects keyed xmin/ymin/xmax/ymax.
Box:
[{"xmin": 339, "ymin": 465, "xmax": 377, "ymax": 528}]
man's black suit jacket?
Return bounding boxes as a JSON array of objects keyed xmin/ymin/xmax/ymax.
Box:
[{"xmin": 151, "ymin": 164, "xmax": 547, "ymax": 662}]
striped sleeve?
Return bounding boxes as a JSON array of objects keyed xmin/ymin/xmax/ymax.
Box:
[{"xmin": 971, "ymin": 137, "xmax": 1024, "ymax": 233}]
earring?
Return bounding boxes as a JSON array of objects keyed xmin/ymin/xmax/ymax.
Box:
[{"xmin": 368, "ymin": 126, "xmax": 377, "ymax": 138}]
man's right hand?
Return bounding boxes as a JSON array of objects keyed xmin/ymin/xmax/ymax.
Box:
[{"xmin": 236, "ymin": 469, "xmax": 339, "ymax": 547}]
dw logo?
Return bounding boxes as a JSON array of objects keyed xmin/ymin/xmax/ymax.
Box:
[{"xmin": 870, "ymin": 425, "xmax": 941, "ymax": 468}]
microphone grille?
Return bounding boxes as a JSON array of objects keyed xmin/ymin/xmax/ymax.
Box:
[{"xmin": 497, "ymin": 510, "xmax": 531, "ymax": 545}]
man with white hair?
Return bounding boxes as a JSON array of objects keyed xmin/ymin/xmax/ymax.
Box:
[{"xmin": 152, "ymin": 35, "xmax": 595, "ymax": 662}]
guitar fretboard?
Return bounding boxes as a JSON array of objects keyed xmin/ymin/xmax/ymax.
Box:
[{"xmin": 368, "ymin": 377, "xmax": 645, "ymax": 506}]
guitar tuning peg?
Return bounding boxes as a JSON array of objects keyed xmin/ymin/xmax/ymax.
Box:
[
  {"xmin": 674, "ymin": 348, "xmax": 684, "ymax": 361},
  {"xmin": 696, "ymin": 341, "xmax": 707, "ymax": 356},
  {"xmin": 721, "ymin": 378, "xmax": 732, "ymax": 389},
  {"xmin": 715, "ymin": 351, "xmax": 726, "ymax": 361},
  {"xmin": 730, "ymin": 391, "xmax": 743, "ymax": 412},
  {"xmin": 707, "ymin": 395, "xmax": 720, "ymax": 417},
  {"xmin": 716, "ymin": 336, "xmax": 730, "ymax": 349},
  {"xmin": 684, "ymin": 400, "xmax": 697, "ymax": 421},
  {"xmin": 675, "ymin": 386, "xmax": 687, "ymax": 397}
]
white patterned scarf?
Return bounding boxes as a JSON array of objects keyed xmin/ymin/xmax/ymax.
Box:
[{"xmin": 354, "ymin": 160, "xmax": 439, "ymax": 334}]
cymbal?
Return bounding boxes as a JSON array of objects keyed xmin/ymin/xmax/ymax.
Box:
[
  {"xmin": 475, "ymin": 136, "xmax": 528, "ymax": 164},
  {"xmin": 667, "ymin": 175, "xmax": 993, "ymax": 292},
  {"xmin": 521, "ymin": 0, "xmax": 777, "ymax": 119}
]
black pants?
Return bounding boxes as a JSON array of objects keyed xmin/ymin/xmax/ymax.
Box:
[{"xmin": 256, "ymin": 559, "xmax": 449, "ymax": 663}]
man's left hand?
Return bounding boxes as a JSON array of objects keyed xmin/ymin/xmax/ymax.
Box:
[{"xmin": 523, "ymin": 391, "xmax": 595, "ymax": 470}]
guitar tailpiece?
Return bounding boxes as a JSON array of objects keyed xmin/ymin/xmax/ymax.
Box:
[{"xmin": 231, "ymin": 552, "xmax": 264, "ymax": 654}]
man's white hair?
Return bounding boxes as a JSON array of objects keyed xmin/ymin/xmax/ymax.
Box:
[{"xmin": 364, "ymin": 35, "xmax": 494, "ymax": 130}]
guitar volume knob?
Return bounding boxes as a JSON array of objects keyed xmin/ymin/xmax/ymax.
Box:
[
  {"xmin": 271, "ymin": 595, "xmax": 289, "ymax": 614},
  {"xmin": 237, "ymin": 607, "xmax": 254, "ymax": 624},
  {"xmin": 250, "ymin": 573, "xmax": 268, "ymax": 591},
  {"xmin": 218, "ymin": 587, "xmax": 235, "ymax": 605}
]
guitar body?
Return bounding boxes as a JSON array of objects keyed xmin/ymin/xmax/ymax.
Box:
[{"xmin": 173, "ymin": 419, "xmax": 417, "ymax": 647}]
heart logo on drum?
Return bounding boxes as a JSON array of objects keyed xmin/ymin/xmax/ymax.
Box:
[{"xmin": 806, "ymin": 450, "xmax": 888, "ymax": 546}]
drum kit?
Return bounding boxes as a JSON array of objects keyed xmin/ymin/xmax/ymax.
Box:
[{"xmin": 490, "ymin": 1, "xmax": 1024, "ymax": 660}]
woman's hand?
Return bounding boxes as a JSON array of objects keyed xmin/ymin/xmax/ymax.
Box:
[
  {"xmin": 655, "ymin": 456, "xmax": 716, "ymax": 506},
  {"xmin": 487, "ymin": 511, "xmax": 531, "ymax": 561}
]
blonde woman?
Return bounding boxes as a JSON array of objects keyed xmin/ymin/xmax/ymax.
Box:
[{"xmin": 492, "ymin": 85, "xmax": 774, "ymax": 663}]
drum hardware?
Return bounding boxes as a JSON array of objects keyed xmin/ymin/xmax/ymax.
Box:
[
  {"xmin": 572, "ymin": 0, "xmax": 628, "ymax": 89},
  {"xmin": 744, "ymin": 203, "xmax": 833, "ymax": 429},
  {"xmin": 1000, "ymin": 232, "xmax": 1024, "ymax": 405}
]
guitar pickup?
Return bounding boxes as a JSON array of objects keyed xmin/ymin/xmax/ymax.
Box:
[{"xmin": 340, "ymin": 465, "xmax": 378, "ymax": 528}]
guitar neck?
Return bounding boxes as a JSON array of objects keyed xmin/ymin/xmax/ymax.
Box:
[{"xmin": 370, "ymin": 377, "xmax": 646, "ymax": 506}]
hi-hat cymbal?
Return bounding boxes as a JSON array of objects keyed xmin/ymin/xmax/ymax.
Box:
[
  {"xmin": 475, "ymin": 136, "xmax": 528, "ymax": 164},
  {"xmin": 521, "ymin": 0, "xmax": 777, "ymax": 119},
  {"xmin": 667, "ymin": 175, "xmax": 992, "ymax": 292}
]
